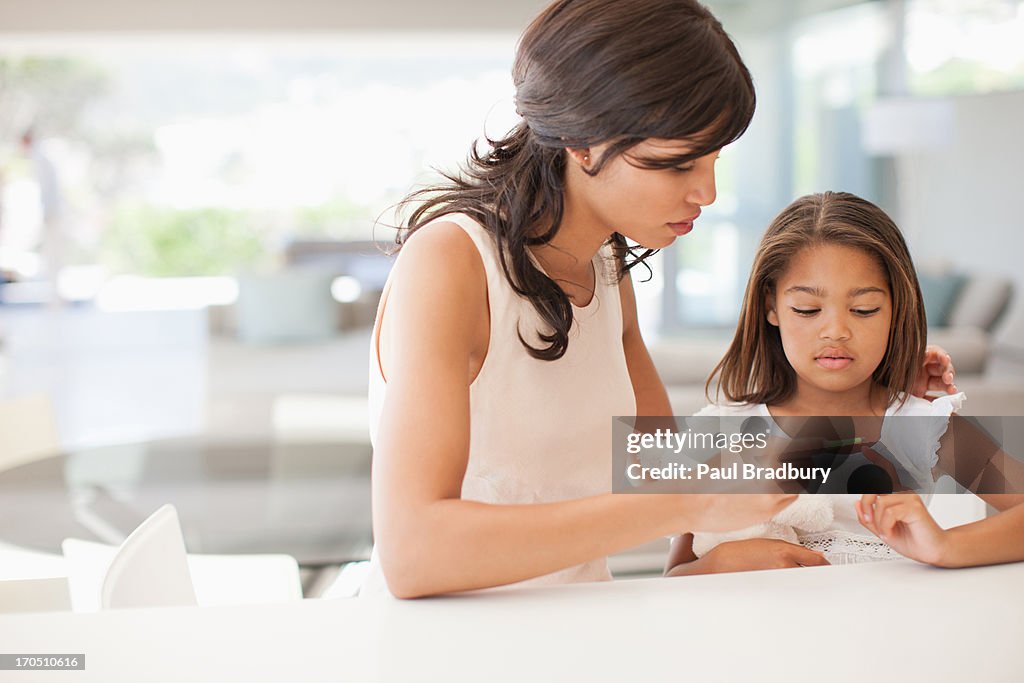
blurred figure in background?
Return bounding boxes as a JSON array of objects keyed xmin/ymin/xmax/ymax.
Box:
[{"xmin": 20, "ymin": 127, "xmax": 65, "ymax": 306}]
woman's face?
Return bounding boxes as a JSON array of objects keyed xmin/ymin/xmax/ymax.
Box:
[
  {"xmin": 767, "ymin": 244, "xmax": 892, "ymax": 398},
  {"xmin": 571, "ymin": 138, "xmax": 719, "ymax": 249}
]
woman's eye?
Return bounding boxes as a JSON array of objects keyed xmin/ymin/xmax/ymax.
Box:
[
  {"xmin": 672, "ymin": 164, "xmax": 695, "ymax": 173},
  {"xmin": 791, "ymin": 307, "xmax": 819, "ymax": 316},
  {"xmin": 853, "ymin": 307, "xmax": 882, "ymax": 316}
]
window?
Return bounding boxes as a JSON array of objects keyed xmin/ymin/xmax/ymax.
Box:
[
  {"xmin": 907, "ymin": 0, "xmax": 1024, "ymax": 96},
  {"xmin": 0, "ymin": 35, "xmax": 519, "ymax": 280}
]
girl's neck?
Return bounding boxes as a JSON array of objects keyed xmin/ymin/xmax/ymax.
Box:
[{"xmin": 770, "ymin": 380, "xmax": 888, "ymax": 417}]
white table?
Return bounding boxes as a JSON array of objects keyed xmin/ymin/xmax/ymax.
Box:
[{"xmin": 1, "ymin": 559, "xmax": 1022, "ymax": 682}]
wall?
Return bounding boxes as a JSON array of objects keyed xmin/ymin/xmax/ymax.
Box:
[
  {"xmin": 895, "ymin": 90, "xmax": 1024, "ymax": 288},
  {"xmin": 0, "ymin": 0, "xmax": 547, "ymax": 32}
]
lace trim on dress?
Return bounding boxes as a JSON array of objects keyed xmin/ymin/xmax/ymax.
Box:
[{"xmin": 798, "ymin": 530, "xmax": 902, "ymax": 565}]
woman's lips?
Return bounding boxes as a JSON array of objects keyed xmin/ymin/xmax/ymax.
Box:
[
  {"xmin": 667, "ymin": 220, "xmax": 693, "ymax": 236},
  {"xmin": 667, "ymin": 211, "xmax": 700, "ymax": 236}
]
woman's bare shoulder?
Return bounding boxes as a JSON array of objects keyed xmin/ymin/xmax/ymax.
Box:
[
  {"xmin": 378, "ymin": 220, "xmax": 490, "ymax": 375},
  {"xmin": 392, "ymin": 219, "xmax": 487, "ymax": 289}
]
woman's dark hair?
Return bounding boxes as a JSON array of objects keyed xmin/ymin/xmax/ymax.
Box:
[
  {"xmin": 395, "ymin": 0, "xmax": 755, "ymax": 360},
  {"xmin": 708, "ymin": 191, "xmax": 927, "ymax": 408}
]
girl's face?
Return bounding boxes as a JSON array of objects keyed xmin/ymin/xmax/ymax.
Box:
[
  {"xmin": 571, "ymin": 138, "xmax": 719, "ymax": 249},
  {"xmin": 767, "ymin": 244, "xmax": 892, "ymax": 399}
]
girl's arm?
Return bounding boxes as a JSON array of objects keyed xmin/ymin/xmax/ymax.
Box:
[
  {"xmin": 856, "ymin": 414, "xmax": 1024, "ymax": 568},
  {"xmin": 373, "ymin": 223, "xmax": 793, "ymax": 598},
  {"xmin": 663, "ymin": 532, "xmax": 828, "ymax": 576},
  {"xmin": 857, "ymin": 493, "xmax": 1024, "ymax": 567}
]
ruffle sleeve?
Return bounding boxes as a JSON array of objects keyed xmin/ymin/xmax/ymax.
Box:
[{"xmin": 877, "ymin": 392, "xmax": 966, "ymax": 488}]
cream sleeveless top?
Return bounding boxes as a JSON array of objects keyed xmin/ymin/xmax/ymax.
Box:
[{"xmin": 359, "ymin": 213, "xmax": 636, "ymax": 597}]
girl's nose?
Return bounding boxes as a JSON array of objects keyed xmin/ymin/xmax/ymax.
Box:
[{"xmin": 819, "ymin": 314, "xmax": 852, "ymax": 341}]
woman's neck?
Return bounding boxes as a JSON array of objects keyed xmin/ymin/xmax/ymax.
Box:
[
  {"xmin": 770, "ymin": 379, "xmax": 888, "ymax": 417},
  {"xmin": 528, "ymin": 174, "xmax": 610, "ymax": 293}
]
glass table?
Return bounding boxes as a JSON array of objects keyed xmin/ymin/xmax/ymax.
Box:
[{"xmin": 0, "ymin": 437, "xmax": 373, "ymax": 568}]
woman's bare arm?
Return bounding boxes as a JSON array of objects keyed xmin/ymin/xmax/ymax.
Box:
[
  {"xmin": 935, "ymin": 415, "xmax": 1024, "ymax": 509},
  {"xmin": 618, "ymin": 271, "xmax": 672, "ymax": 417},
  {"xmin": 372, "ymin": 223, "xmax": 793, "ymax": 598}
]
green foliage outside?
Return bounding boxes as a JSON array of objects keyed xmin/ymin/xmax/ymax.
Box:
[
  {"xmin": 101, "ymin": 205, "xmax": 269, "ymax": 277},
  {"xmin": 294, "ymin": 196, "xmax": 381, "ymax": 241}
]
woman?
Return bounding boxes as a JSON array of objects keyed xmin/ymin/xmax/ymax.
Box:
[{"xmin": 361, "ymin": 0, "xmax": 955, "ymax": 598}]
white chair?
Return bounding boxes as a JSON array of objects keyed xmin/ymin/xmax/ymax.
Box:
[
  {"xmin": 62, "ymin": 505, "xmax": 303, "ymax": 612},
  {"xmin": 79, "ymin": 504, "xmax": 196, "ymax": 610},
  {"xmin": 0, "ymin": 540, "xmax": 67, "ymax": 581},
  {"xmin": 0, "ymin": 393, "xmax": 60, "ymax": 472},
  {"xmin": 314, "ymin": 560, "xmax": 371, "ymax": 599},
  {"xmin": 0, "ymin": 395, "xmax": 66, "ymax": 597},
  {"xmin": 0, "ymin": 577, "xmax": 71, "ymax": 614}
]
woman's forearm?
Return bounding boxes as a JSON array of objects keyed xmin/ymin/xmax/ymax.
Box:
[
  {"xmin": 376, "ymin": 493, "xmax": 689, "ymax": 598},
  {"xmin": 938, "ymin": 504, "xmax": 1024, "ymax": 568}
]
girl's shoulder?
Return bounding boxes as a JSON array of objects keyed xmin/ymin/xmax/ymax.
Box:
[
  {"xmin": 886, "ymin": 392, "xmax": 967, "ymax": 418},
  {"xmin": 692, "ymin": 402, "xmax": 768, "ymax": 418}
]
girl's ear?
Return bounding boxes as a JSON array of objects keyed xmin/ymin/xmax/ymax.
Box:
[{"xmin": 766, "ymin": 294, "xmax": 780, "ymax": 327}]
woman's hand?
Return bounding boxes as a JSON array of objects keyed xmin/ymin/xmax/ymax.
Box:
[
  {"xmin": 682, "ymin": 494, "xmax": 798, "ymax": 533},
  {"xmin": 911, "ymin": 345, "xmax": 957, "ymax": 398},
  {"xmin": 856, "ymin": 493, "xmax": 950, "ymax": 566},
  {"xmin": 666, "ymin": 538, "xmax": 828, "ymax": 576}
]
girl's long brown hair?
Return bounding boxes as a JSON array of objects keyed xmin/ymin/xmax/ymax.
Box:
[
  {"xmin": 708, "ymin": 191, "xmax": 927, "ymax": 407},
  {"xmin": 394, "ymin": 0, "xmax": 755, "ymax": 360}
]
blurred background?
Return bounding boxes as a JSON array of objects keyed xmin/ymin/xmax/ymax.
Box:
[{"xmin": 0, "ymin": 0, "xmax": 1022, "ymax": 486}]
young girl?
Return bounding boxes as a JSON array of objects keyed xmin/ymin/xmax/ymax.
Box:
[{"xmin": 666, "ymin": 191, "xmax": 1023, "ymax": 575}]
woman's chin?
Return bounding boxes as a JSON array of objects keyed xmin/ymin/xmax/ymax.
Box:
[{"xmin": 627, "ymin": 233, "xmax": 677, "ymax": 250}]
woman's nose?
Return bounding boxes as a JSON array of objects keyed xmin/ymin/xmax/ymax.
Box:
[{"xmin": 686, "ymin": 161, "xmax": 717, "ymax": 207}]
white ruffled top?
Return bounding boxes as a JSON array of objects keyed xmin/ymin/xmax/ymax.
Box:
[{"xmin": 690, "ymin": 392, "xmax": 965, "ymax": 564}]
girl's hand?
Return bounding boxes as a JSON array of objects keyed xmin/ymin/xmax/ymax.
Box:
[
  {"xmin": 667, "ymin": 538, "xmax": 828, "ymax": 576},
  {"xmin": 856, "ymin": 493, "xmax": 950, "ymax": 566},
  {"xmin": 911, "ymin": 345, "xmax": 957, "ymax": 398}
]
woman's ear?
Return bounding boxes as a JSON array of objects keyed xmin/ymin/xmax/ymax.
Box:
[
  {"xmin": 766, "ymin": 294, "xmax": 779, "ymax": 327},
  {"xmin": 565, "ymin": 147, "xmax": 592, "ymax": 168}
]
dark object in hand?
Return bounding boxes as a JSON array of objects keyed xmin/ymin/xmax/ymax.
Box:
[{"xmin": 847, "ymin": 464, "xmax": 894, "ymax": 494}]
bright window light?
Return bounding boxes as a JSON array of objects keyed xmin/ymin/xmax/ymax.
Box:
[
  {"xmin": 330, "ymin": 275, "xmax": 362, "ymax": 303},
  {"xmin": 96, "ymin": 276, "xmax": 239, "ymax": 311}
]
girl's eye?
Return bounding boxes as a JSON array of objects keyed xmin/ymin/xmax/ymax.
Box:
[
  {"xmin": 791, "ymin": 307, "xmax": 819, "ymax": 316},
  {"xmin": 853, "ymin": 307, "xmax": 882, "ymax": 316},
  {"xmin": 672, "ymin": 164, "xmax": 695, "ymax": 173}
]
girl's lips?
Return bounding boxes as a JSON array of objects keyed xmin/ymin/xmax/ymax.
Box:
[{"xmin": 815, "ymin": 356, "xmax": 853, "ymax": 370}]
